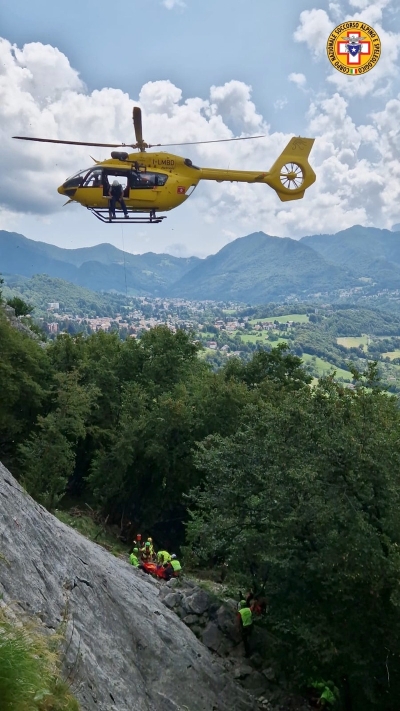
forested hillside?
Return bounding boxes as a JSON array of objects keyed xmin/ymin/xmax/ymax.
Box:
[
  {"xmin": 302, "ymin": 226, "xmax": 400, "ymax": 287},
  {"xmin": 2, "ymin": 291, "xmax": 400, "ymax": 710}
]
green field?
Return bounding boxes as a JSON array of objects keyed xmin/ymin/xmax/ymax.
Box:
[
  {"xmin": 249, "ymin": 314, "xmax": 309, "ymax": 325},
  {"xmin": 239, "ymin": 333, "xmax": 266, "ymax": 344},
  {"xmin": 337, "ymin": 336, "xmax": 368, "ymax": 348},
  {"xmin": 382, "ymin": 351, "xmax": 400, "ymax": 360},
  {"xmin": 301, "ymin": 353, "xmax": 352, "ymax": 381}
]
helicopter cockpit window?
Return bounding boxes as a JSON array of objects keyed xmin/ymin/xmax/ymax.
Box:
[
  {"xmin": 129, "ymin": 171, "xmax": 168, "ymax": 189},
  {"xmin": 63, "ymin": 168, "xmax": 91, "ymax": 190},
  {"xmin": 84, "ymin": 169, "xmax": 103, "ymax": 187}
]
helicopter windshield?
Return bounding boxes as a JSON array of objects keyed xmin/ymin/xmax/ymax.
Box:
[{"xmin": 65, "ymin": 168, "xmax": 92, "ymax": 182}]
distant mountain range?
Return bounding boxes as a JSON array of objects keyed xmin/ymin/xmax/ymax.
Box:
[
  {"xmin": 1, "ymin": 226, "xmax": 399, "ymax": 303},
  {"xmin": 0, "ymin": 232, "xmax": 199, "ymax": 296}
]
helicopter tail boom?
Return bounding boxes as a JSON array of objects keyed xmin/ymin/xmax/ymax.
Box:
[{"xmin": 197, "ymin": 136, "xmax": 315, "ymax": 200}]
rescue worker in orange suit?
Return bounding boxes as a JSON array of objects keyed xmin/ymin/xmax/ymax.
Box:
[{"xmin": 237, "ymin": 600, "xmax": 253, "ymax": 657}]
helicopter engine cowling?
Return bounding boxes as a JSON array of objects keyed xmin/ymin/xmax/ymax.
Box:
[{"xmin": 111, "ymin": 151, "xmax": 129, "ymax": 161}]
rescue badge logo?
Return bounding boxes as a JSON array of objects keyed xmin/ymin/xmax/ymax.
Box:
[{"xmin": 326, "ymin": 21, "xmax": 381, "ymax": 75}]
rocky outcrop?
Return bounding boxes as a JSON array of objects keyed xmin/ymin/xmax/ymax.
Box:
[
  {"xmin": 1, "ymin": 303, "xmax": 39, "ymax": 339},
  {"xmin": 159, "ymin": 582, "xmax": 311, "ymax": 711},
  {"xmin": 0, "ymin": 461, "xmax": 257, "ymax": 711}
]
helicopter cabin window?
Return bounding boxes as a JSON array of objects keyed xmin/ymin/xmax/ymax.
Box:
[
  {"xmin": 129, "ymin": 171, "xmax": 168, "ymax": 189},
  {"xmin": 84, "ymin": 169, "xmax": 103, "ymax": 188}
]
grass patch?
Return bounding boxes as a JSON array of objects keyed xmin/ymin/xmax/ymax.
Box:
[
  {"xmin": 382, "ymin": 350, "xmax": 400, "ymax": 360},
  {"xmin": 301, "ymin": 353, "xmax": 352, "ymax": 381},
  {"xmin": 0, "ymin": 609, "xmax": 80, "ymax": 711},
  {"xmin": 238, "ymin": 334, "xmax": 265, "ymax": 344},
  {"xmin": 337, "ymin": 336, "xmax": 368, "ymax": 348}
]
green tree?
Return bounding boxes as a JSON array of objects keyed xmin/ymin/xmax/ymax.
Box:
[
  {"xmin": 18, "ymin": 372, "xmax": 94, "ymax": 508},
  {"xmin": 0, "ymin": 312, "xmax": 50, "ymax": 467},
  {"xmin": 6, "ymin": 296, "xmax": 34, "ymax": 317},
  {"xmin": 187, "ymin": 372, "xmax": 400, "ymax": 710}
]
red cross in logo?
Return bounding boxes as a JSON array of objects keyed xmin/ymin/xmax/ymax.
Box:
[
  {"xmin": 177, "ymin": 186, "xmax": 186, "ymax": 194},
  {"xmin": 337, "ymin": 31, "xmax": 371, "ymax": 65}
]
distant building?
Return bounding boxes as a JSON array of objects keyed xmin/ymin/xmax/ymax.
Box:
[
  {"xmin": 207, "ymin": 341, "xmax": 218, "ymax": 349},
  {"xmin": 47, "ymin": 302, "xmax": 59, "ymax": 310},
  {"xmin": 47, "ymin": 323, "xmax": 58, "ymax": 333}
]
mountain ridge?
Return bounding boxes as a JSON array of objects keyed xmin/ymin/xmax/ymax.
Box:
[{"xmin": 1, "ymin": 225, "xmax": 399, "ymax": 303}]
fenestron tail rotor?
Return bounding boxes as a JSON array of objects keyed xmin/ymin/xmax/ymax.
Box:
[{"xmin": 13, "ymin": 106, "xmax": 266, "ymax": 151}]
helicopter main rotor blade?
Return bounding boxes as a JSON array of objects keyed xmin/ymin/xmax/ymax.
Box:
[
  {"xmin": 13, "ymin": 133, "xmax": 265, "ymax": 149},
  {"xmin": 12, "ymin": 136, "xmax": 133, "ymax": 148},
  {"xmin": 148, "ymin": 135, "xmax": 266, "ymax": 147},
  {"xmin": 133, "ymin": 107, "xmax": 144, "ymax": 146}
]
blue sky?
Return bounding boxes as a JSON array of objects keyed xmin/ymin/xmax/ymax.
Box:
[
  {"xmin": 1, "ymin": 0, "xmax": 322, "ymax": 132},
  {"xmin": 1, "ymin": 0, "xmax": 400, "ymax": 256}
]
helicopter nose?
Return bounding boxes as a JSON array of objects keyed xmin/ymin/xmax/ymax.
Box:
[{"xmin": 58, "ymin": 185, "xmax": 65, "ymax": 196}]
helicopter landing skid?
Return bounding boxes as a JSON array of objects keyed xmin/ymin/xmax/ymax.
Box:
[{"xmin": 88, "ymin": 208, "xmax": 166, "ymax": 224}]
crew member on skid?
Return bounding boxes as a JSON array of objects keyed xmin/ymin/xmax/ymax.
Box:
[{"xmin": 109, "ymin": 179, "xmax": 128, "ymax": 220}]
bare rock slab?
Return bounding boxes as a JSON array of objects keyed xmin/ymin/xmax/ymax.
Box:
[{"xmin": 0, "ymin": 462, "xmax": 257, "ymax": 711}]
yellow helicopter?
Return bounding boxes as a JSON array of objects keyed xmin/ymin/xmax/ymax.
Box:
[{"xmin": 14, "ymin": 107, "xmax": 316, "ymax": 224}]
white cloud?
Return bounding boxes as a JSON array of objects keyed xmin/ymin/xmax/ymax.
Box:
[
  {"xmin": 165, "ymin": 242, "xmax": 191, "ymax": 256},
  {"xmin": 294, "ymin": 9, "xmax": 335, "ymax": 57},
  {"xmin": 162, "ymin": 0, "xmax": 185, "ymax": 8},
  {"xmin": 288, "ymin": 73, "xmax": 307, "ymax": 88},
  {"xmin": 274, "ymin": 98, "xmax": 288, "ymax": 110},
  {"xmin": 2, "ymin": 35, "xmax": 400, "ymax": 245}
]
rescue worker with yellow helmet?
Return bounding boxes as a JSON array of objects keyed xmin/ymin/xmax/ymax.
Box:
[
  {"xmin": 140, "ymin": 541, "xmax": 153, "ymax": 562},
  {"xmin": 146, "ymin": 537, "xmax": 155, "ymax": 561}
]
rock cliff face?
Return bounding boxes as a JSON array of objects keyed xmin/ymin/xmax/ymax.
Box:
[{"xmin": 0, "ymin": 461, "xmax": 257, "ymax": 711}]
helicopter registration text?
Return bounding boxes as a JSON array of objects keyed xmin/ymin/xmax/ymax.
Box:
[{"xmin": 151, "ymin": 158, "xmax": 175, "ymax": 167}]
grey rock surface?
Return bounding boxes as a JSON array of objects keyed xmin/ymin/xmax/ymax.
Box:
[
  {"xmin": 184, "ymin": 589, "xmax": 210, "ymax": 615},
  {"xmin": 0, "ymin": 462, "xmax": 257, "ymax": 711}
]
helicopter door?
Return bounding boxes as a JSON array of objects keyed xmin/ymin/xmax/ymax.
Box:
[
  {"xmin": 72, "ymin": 168, "xmax": 104, "ymax": 207},
  {"xmin": 128, "ymin": 171, "xmax": 168, "ymax": 203}
]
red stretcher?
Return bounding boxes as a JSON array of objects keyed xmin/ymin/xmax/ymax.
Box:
[{"xmin": 141, "ymin": 561, "xmax": 168, "ymax": 579}]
